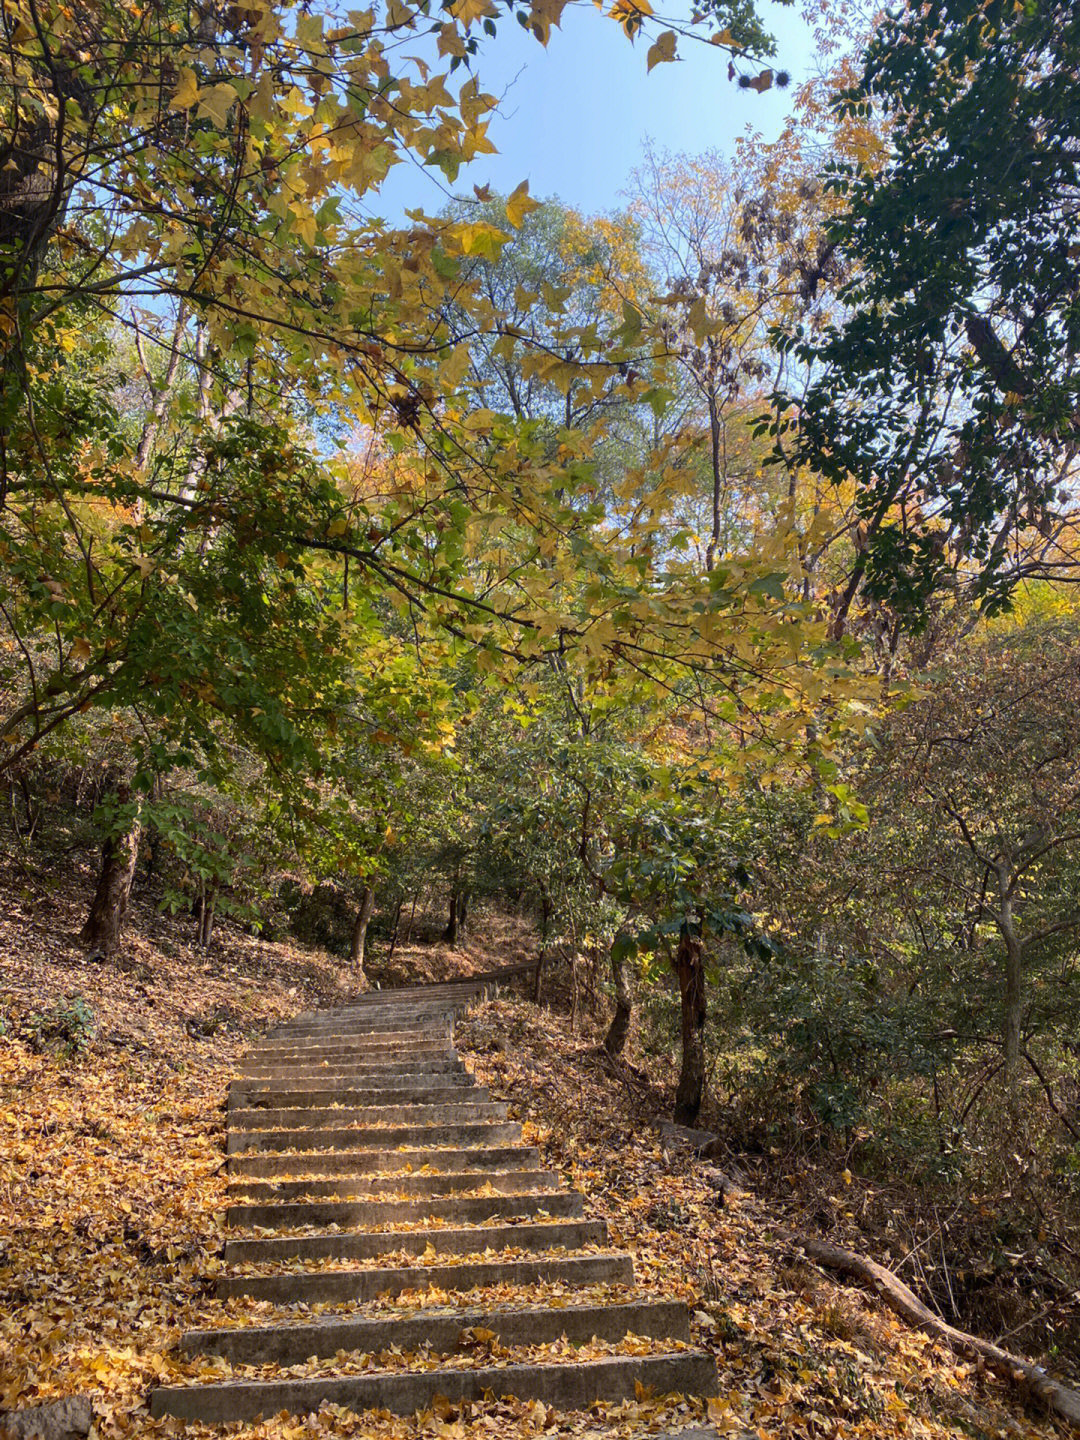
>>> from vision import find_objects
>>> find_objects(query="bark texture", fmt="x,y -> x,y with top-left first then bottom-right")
79,790 -> 142,954
350,885 -> 376,974
602,938 -> 633,1059
673,930 -> 706,1124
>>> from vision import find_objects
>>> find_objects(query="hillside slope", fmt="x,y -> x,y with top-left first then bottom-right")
457,999 -> 1070,1440
0,888 -> 1069,1440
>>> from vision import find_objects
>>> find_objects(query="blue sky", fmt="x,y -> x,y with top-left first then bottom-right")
374,0 -> 812,221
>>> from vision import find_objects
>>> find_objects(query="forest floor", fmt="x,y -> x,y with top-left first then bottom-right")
0,868 -> 1070,1439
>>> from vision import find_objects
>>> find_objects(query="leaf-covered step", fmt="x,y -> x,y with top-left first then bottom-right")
150,1349 -> 717,1424
245,1041 -> 454,1062
180,1298 -> 691,1365
227,1168 -> 561,1202
227,1189 -> 583,1229
227,1101 -> 507,1130
226,1120 -> 522,1154
235,1058 -> 467,1080
216,1250 -> 635,1303
228,1080 -> 481,1109
249,1026 -> 448,1046
228,1144 -> 542,1178
223,1216 -> 607,1265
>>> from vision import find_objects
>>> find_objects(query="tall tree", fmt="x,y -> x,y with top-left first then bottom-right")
784,0 -> 1080,623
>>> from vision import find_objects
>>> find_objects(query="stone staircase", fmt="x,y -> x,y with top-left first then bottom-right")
150,977 -> 717,1426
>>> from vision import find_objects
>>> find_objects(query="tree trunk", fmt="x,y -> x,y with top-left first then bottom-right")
403,890 -> 419,943
442,890 -> 459,946
80,789 -> 143,954
995,863 -> 1024,1126
350,884 -> 375,973
603,935 -> 634,1059
457,888 -> 470,932
705,393 -> 723,572
386,898 -> 403,961
673,929 -> 706,1124
196,887 -> 216,949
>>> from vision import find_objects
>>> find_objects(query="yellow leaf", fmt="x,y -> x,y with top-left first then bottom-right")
646,29 -> 677,70
169,67 -> 200,112
505,180 -> 539,230
70,638 -> 92,663
196,82 -> 238,128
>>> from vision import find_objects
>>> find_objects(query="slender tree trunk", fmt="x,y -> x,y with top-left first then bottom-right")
995,865 -> 1024,1126
705,394 -> 722,572
386,898 -> 403,961
196,887 -> 216,949
603,935 -> 634,1059
80,788 -> 143,954
442,890 -> 459,946
403,890 -> 419,943
457,888 -> 470,932
673,929 -> 707,1124
350,884 -> 375,973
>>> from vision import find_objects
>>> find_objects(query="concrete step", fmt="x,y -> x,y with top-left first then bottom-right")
227,1169 -> 561,1202
228,1144 -> 543,1178
226,1120 -> 522,1154
235,1059 -> 467,1080
226,1190 -> 584,1229
246,1041 -> 454,1061
151,1350 -> 717,1424
223,1217 -> 607,1265
273,1002 -> 477,1029
233,1068 -> 469,1087
181,1298 -> 690,1364
228,1082 -> 482,1109
227,1102 -> 508,1130
217,1249 -> 635,1303
270,1017 -> 455,1034
252,1029 -> 447,1048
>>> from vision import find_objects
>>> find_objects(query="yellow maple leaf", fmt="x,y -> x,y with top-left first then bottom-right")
169,67 -> 199,112
196,82 -> 238,128
505,180 -> 540,229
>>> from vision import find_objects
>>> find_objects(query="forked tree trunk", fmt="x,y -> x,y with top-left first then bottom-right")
195,886 -> 216,949
350,884 -> 376,974
80,789 -> 143,954
673,929 -> 707,1124
603,936 -> 634,1059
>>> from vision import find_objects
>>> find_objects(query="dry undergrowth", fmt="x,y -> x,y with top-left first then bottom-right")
456,999 -> 1071,1440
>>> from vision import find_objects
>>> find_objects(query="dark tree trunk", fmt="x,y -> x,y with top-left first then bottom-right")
603,936 -> 634,1059
80,789 -> 142,954
673,929 -> 706,1124
195,887 -> 216,949
350,884 -> 376,973
457,888 -> 470,931
386,898 -> 404,961
442,890 -> 459,946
